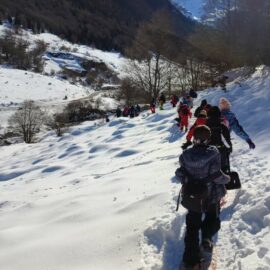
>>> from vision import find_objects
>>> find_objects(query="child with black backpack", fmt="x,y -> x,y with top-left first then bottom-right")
175,125 -> 230,269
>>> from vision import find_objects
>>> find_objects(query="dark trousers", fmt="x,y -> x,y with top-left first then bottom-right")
183,204 -> 220,266
218,147 -> 230,174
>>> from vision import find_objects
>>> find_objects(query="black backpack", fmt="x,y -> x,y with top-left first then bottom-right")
176,168 -> 212,213
181,179 -> 211,213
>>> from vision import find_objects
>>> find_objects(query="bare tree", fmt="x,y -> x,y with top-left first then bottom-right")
8,100 -> 46,143
126,10 -> 181,99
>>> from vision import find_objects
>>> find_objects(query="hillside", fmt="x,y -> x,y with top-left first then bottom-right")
0,66 -> 270,269
0,0 -> 193,52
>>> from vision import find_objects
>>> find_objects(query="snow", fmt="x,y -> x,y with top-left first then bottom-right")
0,66 -> 93,129
1,66 -> 270,270
0,23 -> 126,130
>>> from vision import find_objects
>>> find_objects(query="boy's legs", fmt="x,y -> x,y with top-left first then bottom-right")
201,203 -> 221,241
183,211 -> 202,266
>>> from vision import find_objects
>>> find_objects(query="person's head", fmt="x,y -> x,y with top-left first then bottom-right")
201,99 -> 207,107
198,110 -> 207,118
208,106 -> 221,118
204,104 -> 212,112
193,125 -> 211,145
219,97 -> 231,110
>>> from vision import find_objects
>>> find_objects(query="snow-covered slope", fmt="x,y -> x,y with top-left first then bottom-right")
0,66 -> 270,270
0,67 -> 92,129
0,68 -> 90,104
0,24 -> 126,76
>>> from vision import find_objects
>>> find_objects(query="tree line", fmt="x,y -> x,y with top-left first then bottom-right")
0,0 -> 191,53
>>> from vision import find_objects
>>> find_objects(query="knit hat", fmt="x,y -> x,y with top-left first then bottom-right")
219,97 -> 231,110
201,99 -> 207,107
198,110 -> 207,117
193,125 -> 211,144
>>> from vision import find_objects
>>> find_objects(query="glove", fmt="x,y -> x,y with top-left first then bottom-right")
246,138 -> 255,149
182,141 -> 192,150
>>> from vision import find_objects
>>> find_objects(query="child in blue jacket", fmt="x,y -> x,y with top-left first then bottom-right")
219,98 -> 255,149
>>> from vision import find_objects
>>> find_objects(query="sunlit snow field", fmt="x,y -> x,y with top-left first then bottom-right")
0,66 -> 270,269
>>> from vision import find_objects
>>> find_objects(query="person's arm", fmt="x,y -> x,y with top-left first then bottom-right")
231,115 -> 255,148
230,114 -> 250,141
175,155 -> 187,184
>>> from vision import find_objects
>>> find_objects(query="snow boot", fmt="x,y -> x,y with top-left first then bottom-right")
201,238 -> 214,253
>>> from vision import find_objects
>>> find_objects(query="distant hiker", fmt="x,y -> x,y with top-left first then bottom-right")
179,104 -> 192,132
135,104 -> 141,116
105,114 -> 110,123
219,98 -> 255,149
175,125 -> 230,269
182,96 -> 189,106
171,95 -> 179,108
194,99 -> 208,118
116,107 -> 122,118
129,105 -> 136,118
189,88 -> 198,99
159,93 -> 166,110
122,106 -> 129,117
206,106 -> 232,174
150,98 -> 156,114
182,110 -> 208,150
186,96 -> 193,109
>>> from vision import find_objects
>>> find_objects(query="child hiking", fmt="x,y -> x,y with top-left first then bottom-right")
219,98 -> 255,149
206,106 -> 232,174
178,104 -> 192,132
182,110 -> 208,150
176,125 -> 230,269
159,93 -> 166,110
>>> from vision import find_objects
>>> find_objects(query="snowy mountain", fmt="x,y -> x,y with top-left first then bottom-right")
0,24 -> 126,132
171,0 -> 205,19
0,0 -> 192,52
0,66 -> 270,269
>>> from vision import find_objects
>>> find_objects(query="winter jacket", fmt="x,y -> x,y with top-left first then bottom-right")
116,108 -> 122,118
159,94 -> 166,103
221,109 -> 250,141
176,145 -> 229,204
129,106 -> 135,118
189,89 -> 198,99
171,95 -> 179,106
122,107 -> 129,117
206,117 -> 232,148
179,105 -> 192,127
186,117 -> 207,141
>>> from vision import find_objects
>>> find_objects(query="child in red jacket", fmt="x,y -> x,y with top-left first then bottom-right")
171,95 -> 179,108
179,104 -> 192,132
182,110 -> 207,149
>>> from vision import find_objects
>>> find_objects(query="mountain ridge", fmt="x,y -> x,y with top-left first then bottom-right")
0,0 -> 193,52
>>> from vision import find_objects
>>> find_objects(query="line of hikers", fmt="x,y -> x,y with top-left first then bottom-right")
150,89 -> 197,114
115,104 -> 141,118
175,97 -> 255,269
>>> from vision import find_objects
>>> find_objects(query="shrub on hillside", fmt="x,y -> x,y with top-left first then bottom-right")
8,100 -> 46,143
